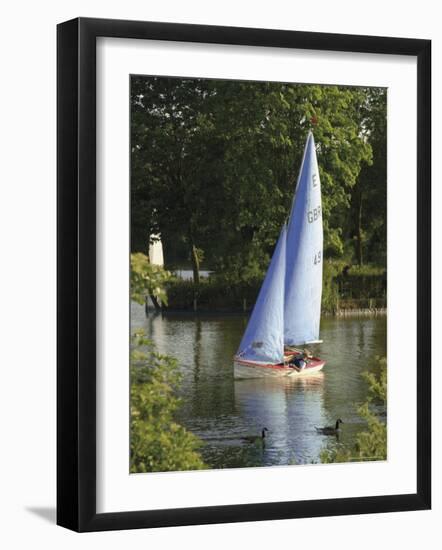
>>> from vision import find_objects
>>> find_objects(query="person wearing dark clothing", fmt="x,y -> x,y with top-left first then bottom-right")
289,353 -> 307,370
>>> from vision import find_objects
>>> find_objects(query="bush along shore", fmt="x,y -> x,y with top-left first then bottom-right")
147,263 -> 386,316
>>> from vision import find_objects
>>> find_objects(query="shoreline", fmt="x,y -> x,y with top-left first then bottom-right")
144,304 -> 387,317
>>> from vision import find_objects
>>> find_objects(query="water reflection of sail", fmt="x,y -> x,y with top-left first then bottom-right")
234,376 -> 326,465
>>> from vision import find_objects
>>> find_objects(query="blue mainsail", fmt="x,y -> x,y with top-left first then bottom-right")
284,132 -> 323,345
237,225 -> 287,363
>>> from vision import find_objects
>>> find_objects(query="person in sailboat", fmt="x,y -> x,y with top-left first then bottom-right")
292,348 -> 315,370
289,351 -> 308,371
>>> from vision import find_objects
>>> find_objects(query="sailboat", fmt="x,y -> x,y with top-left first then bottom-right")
234,132 -> 326,379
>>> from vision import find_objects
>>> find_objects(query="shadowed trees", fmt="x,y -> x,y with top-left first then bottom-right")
131,77 -> 386,280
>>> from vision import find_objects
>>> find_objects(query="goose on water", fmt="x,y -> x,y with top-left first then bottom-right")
241,427 -> 268,444
315,419 -> 343,435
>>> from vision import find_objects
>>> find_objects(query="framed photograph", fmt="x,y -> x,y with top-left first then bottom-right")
57,17 -> 431,532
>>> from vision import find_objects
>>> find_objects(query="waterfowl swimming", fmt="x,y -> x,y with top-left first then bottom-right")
241,427 -> 268,444
315,419 -> 343,435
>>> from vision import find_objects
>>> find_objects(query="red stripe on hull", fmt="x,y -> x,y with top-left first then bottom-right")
234,357 -> 325,371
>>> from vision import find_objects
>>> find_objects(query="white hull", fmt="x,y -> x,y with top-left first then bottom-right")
233,358 -> 325,379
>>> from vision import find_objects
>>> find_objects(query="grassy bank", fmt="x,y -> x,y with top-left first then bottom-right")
160,263 -> 387,314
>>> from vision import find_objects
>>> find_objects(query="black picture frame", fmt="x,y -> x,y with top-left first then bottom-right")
57,17 -> 431,532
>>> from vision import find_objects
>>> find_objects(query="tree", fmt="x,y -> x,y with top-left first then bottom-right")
131,77 -> 222,282
130,255 -> 206,472
131,77 -> 374,280
131,252 -> 171,307
130,332 -> 207,473
348,88 -> 387,266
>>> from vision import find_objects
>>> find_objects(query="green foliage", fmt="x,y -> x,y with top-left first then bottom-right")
321,357 -> 387,463
348,88 -> 387,266
336,270 -> 386,301
165,276 -> 261,311
130,252 -> 171,305
344,264 -> 386,277
363,357 -> 387,403
321,260 -> 343,313
164,264 -> 385,313
130,77 -> 382,279
130,331 -> 207,473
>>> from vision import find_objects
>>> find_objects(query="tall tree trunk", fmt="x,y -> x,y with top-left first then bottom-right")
356,190 -> 363,266
191,244 -> 200,284
149,293 -> 162,311
188,229 -> 200,284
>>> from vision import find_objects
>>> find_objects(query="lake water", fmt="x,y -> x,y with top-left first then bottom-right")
132,302 -> 387,468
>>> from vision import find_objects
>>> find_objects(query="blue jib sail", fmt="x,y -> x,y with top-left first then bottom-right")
237,226 -> 287,363
284,132 -> 323,346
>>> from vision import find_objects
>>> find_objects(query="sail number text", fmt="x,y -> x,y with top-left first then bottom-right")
314,251 -> 322,265
307,205 -> 321,223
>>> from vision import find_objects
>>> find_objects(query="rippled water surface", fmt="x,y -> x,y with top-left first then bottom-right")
132,303 -> 387,468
